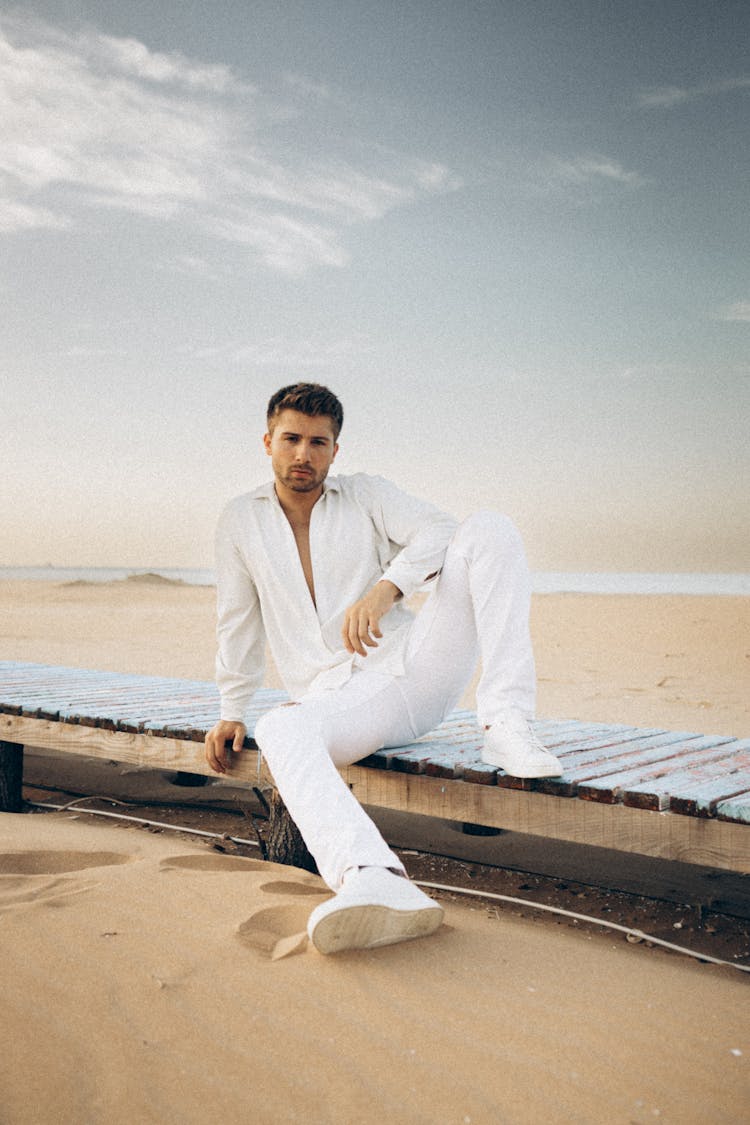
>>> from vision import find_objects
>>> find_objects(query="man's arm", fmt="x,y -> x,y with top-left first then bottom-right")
206,502 -> 265,774
372,476 -> 457,598
341,476 -> 457,656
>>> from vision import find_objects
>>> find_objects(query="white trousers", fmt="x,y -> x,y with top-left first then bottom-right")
254,512 -> 536,889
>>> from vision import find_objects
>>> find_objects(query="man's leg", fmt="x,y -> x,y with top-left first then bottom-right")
255,671 -> 422,889
395,511 -> 562,776
254,672 -> 443,953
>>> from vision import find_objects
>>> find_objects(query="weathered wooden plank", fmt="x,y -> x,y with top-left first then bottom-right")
461,761 -> 503,785
575,737 -> 739,806
672,777 -> 750,818
537,722 -> 647,750
436,722 -> 667,790
0,714 -> 260,779
716,792 -> 750,825
0,665 -> 203,695
388,732 -> 481,776
0,661 -> 287,745
526,731 -> 705,798
623,740 -> 750,813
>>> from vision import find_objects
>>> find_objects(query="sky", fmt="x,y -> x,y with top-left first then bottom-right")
2,0 -> 748,571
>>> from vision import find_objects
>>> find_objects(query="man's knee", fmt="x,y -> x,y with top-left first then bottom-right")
254,703 -> 303,750
455,510 -> 524,554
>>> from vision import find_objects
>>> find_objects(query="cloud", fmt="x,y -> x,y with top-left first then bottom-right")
637,85 -> 691,109
615,362 -> 693,382
0,195 -> 70,231
209,210 -> 348,273
186,333 -> 366,368
638,76 -> 750,108
282,72 -> 335,102
714,300 -> 750,323
0,14 -> 461,272
95,33 -> 252,93
549,155 -> 645,188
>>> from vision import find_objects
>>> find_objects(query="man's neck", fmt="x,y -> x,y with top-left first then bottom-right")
274,480 -> 324,523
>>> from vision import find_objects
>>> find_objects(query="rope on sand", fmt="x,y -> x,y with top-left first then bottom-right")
415,880 -> 750,974
28,799 -> 750,975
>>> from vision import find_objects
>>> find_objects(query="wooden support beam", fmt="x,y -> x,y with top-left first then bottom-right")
0,740 -> 23,812
266,791 -> 317,873
341,765 -> 750,875
0,714 -> 262,784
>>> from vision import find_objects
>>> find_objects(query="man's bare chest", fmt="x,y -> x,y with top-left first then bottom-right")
286,520 -> 316,605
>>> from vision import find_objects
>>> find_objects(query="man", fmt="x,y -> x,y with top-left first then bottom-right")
205,383 -> 561,955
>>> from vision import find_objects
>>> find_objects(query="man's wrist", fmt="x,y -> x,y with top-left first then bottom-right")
378,579 -> 403,602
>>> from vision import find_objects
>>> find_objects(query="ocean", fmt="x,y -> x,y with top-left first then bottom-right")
1,567 -> 748,595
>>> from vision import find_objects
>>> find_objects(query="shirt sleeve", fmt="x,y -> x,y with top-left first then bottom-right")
214,501 -> 266,722
366,476 -> 458,599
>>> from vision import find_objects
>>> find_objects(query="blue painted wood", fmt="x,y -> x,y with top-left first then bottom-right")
0,662 -> 289,744
666,744 -> 750,816
716,792 -> 750,825
531,731 -> 706,798
622,740 -> 750,812
672,775 -> 750,817
575,737 -> 739,805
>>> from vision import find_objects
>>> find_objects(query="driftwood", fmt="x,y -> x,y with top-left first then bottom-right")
0,741 -> 23,812
266,789 -> 318,873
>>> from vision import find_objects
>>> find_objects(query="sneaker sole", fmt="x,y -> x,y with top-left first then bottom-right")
309,901 -> 444,955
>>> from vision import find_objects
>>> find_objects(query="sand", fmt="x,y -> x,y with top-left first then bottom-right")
1,579 -> 749,1122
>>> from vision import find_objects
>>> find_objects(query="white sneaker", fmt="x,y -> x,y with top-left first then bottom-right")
307,867 -> 444,954
482,711 -> 563,778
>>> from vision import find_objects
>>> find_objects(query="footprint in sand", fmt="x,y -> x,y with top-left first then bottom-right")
159,854 -> 267,873
0,850 -> 132,875
160,856 -> 328,958
0,874 -> 98,910
259,879 -> 328,897
237,904 -> 318,961
0,851 -> 133,912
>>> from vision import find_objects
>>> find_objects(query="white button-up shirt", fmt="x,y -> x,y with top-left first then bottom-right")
215,473 -> 458,720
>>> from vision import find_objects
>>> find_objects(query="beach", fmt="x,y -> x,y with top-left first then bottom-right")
1,578 -> 749,1123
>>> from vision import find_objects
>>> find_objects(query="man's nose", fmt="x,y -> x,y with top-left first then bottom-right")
294,442 -> 310,460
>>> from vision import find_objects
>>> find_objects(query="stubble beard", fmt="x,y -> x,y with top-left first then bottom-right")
283,468 -> 326,493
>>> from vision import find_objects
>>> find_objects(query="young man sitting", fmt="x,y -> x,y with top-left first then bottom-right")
205,383 -> 560,954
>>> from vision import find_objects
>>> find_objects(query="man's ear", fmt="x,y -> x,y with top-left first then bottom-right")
332,442 -> 339,461
263,432 -> 272,455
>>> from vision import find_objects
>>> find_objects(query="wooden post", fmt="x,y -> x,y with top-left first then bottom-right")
266,790 -> 318,874
0,741 -> 24,812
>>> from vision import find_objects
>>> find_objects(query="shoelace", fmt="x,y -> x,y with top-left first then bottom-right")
491,712 -> 549,753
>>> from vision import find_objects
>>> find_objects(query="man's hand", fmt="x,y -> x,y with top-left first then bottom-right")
342,580 -> 401,657
205,720 -> 247,775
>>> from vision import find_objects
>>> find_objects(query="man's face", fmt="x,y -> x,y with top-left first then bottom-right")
264,409 -> 339,496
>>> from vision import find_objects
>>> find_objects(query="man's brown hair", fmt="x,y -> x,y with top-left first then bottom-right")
266,383 -> 344,439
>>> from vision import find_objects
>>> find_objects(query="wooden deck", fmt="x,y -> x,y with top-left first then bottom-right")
2,661 -> 749,873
